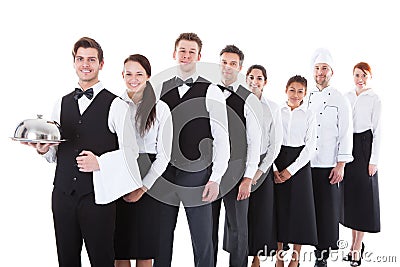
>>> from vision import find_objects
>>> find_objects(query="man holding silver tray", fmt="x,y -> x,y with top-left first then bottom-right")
18,37 -> 141,267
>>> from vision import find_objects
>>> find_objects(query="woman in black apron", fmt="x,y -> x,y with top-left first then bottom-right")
246,65 -> 283,267
114,54 -> 172,267
341,62 -> 381,267
274,75 -> 318,267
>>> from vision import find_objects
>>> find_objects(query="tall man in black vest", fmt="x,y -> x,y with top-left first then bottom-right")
154,33 -> 230,267
25,37 -> 141,267
212,45 -> 262,267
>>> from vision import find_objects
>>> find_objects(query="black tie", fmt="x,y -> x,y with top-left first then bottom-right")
74,88 -> 94,100
175,77 -> 193,87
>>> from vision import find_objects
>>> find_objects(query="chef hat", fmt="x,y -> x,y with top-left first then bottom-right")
312,47 -> 335,71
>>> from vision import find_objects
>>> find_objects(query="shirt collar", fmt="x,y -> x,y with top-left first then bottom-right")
281,101 -> 307,112
354,87 -> 376,96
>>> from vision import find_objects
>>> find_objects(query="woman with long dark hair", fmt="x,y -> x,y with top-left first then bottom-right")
245,64 -> 283,267
341,62 -> 381,267
114,54 -> 172,267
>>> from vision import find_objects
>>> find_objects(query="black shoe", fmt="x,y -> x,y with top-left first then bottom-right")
350,243 -> 364,266
350,258 -> 361,266
343,252 -> 352,261
314,259 -> 327,267
314,250 -> 328,267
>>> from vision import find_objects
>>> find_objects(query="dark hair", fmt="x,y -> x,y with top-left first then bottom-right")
174,32 -> 203,53
246,64 -> 267,80
353,62 -> 372,76
124,54 -> 156,137
286,75 -> 307,91
72,37 -> 103,62
219,45 -> 244,66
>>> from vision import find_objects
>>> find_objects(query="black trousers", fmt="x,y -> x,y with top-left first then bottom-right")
212,159 -> 248,267
52,188 -> 116,267
311,168 -> 340,251
153,166 -> 214,267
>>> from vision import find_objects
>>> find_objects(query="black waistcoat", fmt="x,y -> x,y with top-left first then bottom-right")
161,78 -> 213,171
219,84 -> 251,161
54,89 -> 119,196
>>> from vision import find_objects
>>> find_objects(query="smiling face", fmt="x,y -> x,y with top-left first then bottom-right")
246,68 -> 267,99
73,47 -> 104,89
286,81 -> 306,109
220,52 -> 242,86
353,67 -> 371,90
314,63 -> 333,90
173,39 -> 201,75
123,60 -> 149,100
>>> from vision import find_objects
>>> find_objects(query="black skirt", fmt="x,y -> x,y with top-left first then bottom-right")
248,156 -> 277,256
341,130 -> 381,233
114,153 -> 161,260
274,146 -> 317,245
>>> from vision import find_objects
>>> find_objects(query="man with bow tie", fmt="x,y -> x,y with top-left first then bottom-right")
25,37 -> 141,267
154,32 -> 230,267
212,45 -> 262,267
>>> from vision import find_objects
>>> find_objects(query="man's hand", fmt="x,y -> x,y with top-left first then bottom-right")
76,150 -> 99,172
21,142 -> 57,154
329,162 -> 345,184
237,177 -> 252,201
202,181 -> 219,202
123,186 -> 148,203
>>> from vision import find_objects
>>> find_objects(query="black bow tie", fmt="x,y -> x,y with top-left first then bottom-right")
175,77 -> 193,87
220,85 -> 234,92
74,88 -> 94,100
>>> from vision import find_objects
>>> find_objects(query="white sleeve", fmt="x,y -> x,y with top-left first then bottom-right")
142,101 -> 173,189
93,98 -> 142,204
286,111 -> 317,175
259,106 -> 283,173
243,93 -> 263,179
205,84 -> 230,184
42,98 -> 62,163
337,95 -> 354,163
369,95 -> 381,165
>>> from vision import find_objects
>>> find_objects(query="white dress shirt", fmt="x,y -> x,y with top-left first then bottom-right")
345,88 -> 381,164
258,96 -> 283,173
44,82 -> 142,204
305,85 -> 353,167
176,74 -> 230,184
121,91 -> 173,189
222,80 -> 263,179
280,102 -> 317,175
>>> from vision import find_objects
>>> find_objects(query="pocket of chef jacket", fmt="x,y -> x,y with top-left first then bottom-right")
322,105 -> 339,137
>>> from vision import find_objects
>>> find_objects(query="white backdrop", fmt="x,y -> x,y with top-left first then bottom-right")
1,0 -> 399,266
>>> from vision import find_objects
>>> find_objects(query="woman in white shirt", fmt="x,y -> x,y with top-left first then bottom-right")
274,75 -> 318,267
114,54 -> 172,267
245,64 -> 283,267
341,62 -> 381,267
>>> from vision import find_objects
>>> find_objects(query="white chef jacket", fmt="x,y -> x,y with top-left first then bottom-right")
176,74 -> 230,184
43,82 -> 142,204
121,91 -> 173,189
305,85 -> 353,167
258,96 -> 283,173
344,88 -> 381,164
222,80 -> 263,179
280,102 -> 317,175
